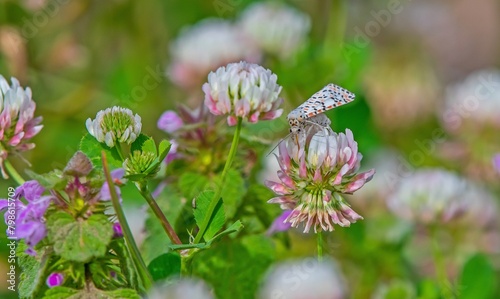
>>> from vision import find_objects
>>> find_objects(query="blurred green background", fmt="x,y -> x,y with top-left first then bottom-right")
1,0 -> 499,298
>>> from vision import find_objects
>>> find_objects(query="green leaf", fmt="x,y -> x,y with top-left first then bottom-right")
192,235 -> 275,299
193,191 -> 225,242
213,169 -> 245,220
25,169 -> 66,190
178,172 -> 209,199
158,139 -> 171,162
458,253 -> 495,299
131,134 -> 156,155
147,252 -> 181,282
109,238 -> 140,291
47,212 -> 114,263
79,133 -> 122,168
18,243 -> 53,299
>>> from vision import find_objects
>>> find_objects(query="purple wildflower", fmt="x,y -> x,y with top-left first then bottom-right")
0,180 -> 53,255
100,168 -> 126,202
113,222 -> 123,238
266,210 -> 293,235
158,111 -> 184,134
46,272 -> 64,288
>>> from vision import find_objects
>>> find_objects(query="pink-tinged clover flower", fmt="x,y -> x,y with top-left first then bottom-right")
86,106 -> 141,148
168,19 -> 261,89
239,2 -> 311,60
46,272 -> 64,288
266,129 -> 375,233
0,180 -> 54,255
203,61 -> 283,126
0,75 -> 43,178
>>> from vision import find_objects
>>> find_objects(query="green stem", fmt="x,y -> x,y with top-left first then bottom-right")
114,143 -> 126,161
4,160 -> 25,185
431,226 -> 454,299
194,117 -> 243,244
102,152 -> 152,292
317,231 -> 324,261
137,182 -> 182,245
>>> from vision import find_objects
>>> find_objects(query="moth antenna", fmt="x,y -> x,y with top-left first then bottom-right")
266,132 -> 292,157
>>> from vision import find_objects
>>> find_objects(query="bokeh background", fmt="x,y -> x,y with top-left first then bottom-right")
1,0 -> 499,298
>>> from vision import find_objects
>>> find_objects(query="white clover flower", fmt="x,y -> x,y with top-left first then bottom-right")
168,19 -> 261,89
203,61 -> 283,126
442,69 -> 500,133
86,106 -> 141,148
387,169 -> 497,225
239,3 -> 311,60
259,258 -> 346,299
0,75 -> 43,177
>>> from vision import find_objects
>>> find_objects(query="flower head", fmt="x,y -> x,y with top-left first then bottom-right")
266,129 -> 374,233
169,19 -> 261,89
259,258 -> 346,299
239,3 -> 311,60
387,169 -> 495,225
0,180 -> 53,255
0,75 -> 43,177
46,272 -> 64,288
86,106 -> 141,148
203,61 -> 283,126
123,150 -> 157,177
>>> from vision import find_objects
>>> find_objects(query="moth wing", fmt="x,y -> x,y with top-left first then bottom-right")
293,84 -> 356,120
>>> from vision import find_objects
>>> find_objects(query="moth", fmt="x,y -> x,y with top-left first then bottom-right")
287,83 -> 355,135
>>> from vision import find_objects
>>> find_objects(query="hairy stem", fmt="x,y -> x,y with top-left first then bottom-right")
137,181 -> 182,245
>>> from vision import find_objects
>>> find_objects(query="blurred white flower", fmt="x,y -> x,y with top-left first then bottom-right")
442,69 -> 500,134
259,258 -> 346,299
149,279 -> 214,299
387,168 -> 497,226
239,3 -> 310,60
168,19 -> 261,89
